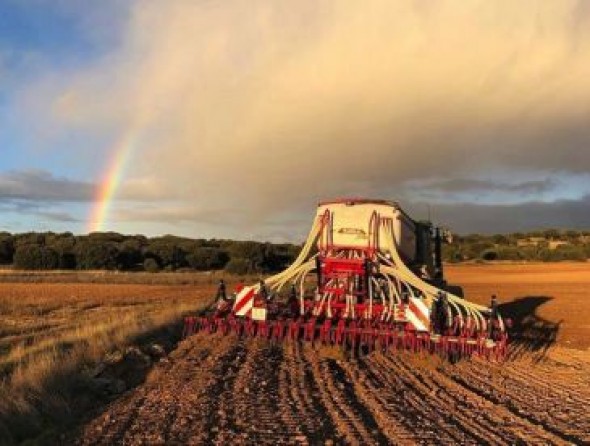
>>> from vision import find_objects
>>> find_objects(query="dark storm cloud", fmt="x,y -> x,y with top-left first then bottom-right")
114,195 -> 589,241
408,195 -> 590,234
0,169 -> 170,204
0,169 -> 94,202
413,178 -> 556,195
0,200 -> 79,228
34,211 -> 80,223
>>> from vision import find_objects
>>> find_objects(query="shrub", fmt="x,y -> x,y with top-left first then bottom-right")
495,246 -> 523,261
442,245 -> 463,263
480,249 -> 498,261
561,246 -> 586,261
143,258 -> 160,273
224,258 -> 250,275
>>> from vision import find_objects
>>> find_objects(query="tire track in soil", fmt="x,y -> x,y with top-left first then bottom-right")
166,337 -> 249,445
361,353 -> 464,445
173,341 -> 250,445
77,333 -> 242,445
381,354 -> 564,445
278,342 -> 338,443
449,358 -> 589,444
78,392 -> 149,446
534,349 -> 590,400
338,357 -> 427,445
503,359 -> 590,405
303,345 -> 390,445
208,339 -> 339,445
469,357 -> 589,443
207,338 -> 293,445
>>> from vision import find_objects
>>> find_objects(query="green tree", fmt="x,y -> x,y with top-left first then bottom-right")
186,247 -> 229,270
14,232 -> 45,247
143,257 -> 160,273
88,231 -> 126,243
13,245 -> 59,269
0,235 -> 14,264
75,242 -> 119,270
145,240 -> 186,270
227,242 -> 265,272
224,258 -> 251,275
47,233 -> 77,269
117,240 -> 144,270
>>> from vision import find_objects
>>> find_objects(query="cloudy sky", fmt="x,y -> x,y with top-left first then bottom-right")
1,0 -> 589,240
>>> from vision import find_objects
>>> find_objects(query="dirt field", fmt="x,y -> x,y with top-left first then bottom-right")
447,262 -> 590,350
72,263 -> 590,445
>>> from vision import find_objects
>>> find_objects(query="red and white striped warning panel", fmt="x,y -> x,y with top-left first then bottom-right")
233,286 -> 255,317
406,297 -> 430,331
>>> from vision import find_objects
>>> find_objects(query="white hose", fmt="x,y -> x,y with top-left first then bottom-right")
265,217 -> 322,287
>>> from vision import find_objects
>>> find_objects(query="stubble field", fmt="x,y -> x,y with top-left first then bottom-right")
0,278 -> 216,444
1,264 -> 589,445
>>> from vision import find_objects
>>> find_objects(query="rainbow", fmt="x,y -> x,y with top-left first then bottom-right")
87,129 -> 139,233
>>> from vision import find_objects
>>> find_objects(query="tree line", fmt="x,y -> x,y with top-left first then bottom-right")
0,228 -> 588,273
442,229 -> 590,263
0,231 -> 300,274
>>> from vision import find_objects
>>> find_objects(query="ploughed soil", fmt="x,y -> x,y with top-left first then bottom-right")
446,262 -> 590,350
76,263 -> 590,445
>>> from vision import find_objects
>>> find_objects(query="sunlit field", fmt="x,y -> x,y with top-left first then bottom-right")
1,263 -> 589,444
0,277 -> 216,443
447,262 -> 590,349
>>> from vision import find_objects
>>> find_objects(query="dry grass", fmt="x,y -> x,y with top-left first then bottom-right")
0,269 -> 260,285
0,279 -> 216,444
